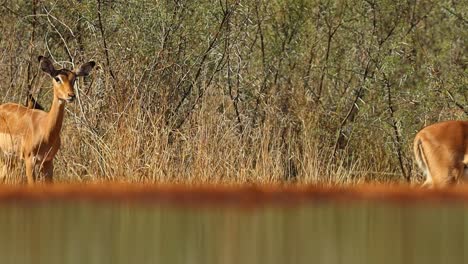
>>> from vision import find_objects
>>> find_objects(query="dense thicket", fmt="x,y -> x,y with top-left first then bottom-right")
0,0 -> 466,183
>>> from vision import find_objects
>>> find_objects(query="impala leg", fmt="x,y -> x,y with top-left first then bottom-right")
25,157 -> 36,185
40,161 -> 54,184
453,162 -> 467,184
431,164 -> 457,187
0,156 -> 20,183
463,163 -> 468,181
421,178 -> 433,188
0,160 -> 7,182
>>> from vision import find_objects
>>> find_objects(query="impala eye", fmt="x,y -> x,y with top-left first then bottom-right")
54,77 -> 61,83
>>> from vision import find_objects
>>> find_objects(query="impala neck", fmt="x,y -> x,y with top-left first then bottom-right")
45,92 -> 66,141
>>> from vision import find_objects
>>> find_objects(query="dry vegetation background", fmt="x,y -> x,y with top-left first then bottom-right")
0,0 -> 466,184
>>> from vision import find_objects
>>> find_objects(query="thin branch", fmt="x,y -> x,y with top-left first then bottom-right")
43,6 -> 73,63
383,72 -> 409,182
442,6 -> 468,25
97,0 -> 115,80
332,60 -> 372,159
445,89 -> 468,116
317,19 -> 342,101
169,3 -> 234,127
25,0 -> 38,103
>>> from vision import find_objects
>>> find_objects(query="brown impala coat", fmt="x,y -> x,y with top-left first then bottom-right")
414,120 -> 468,187
0,56 -> 95,184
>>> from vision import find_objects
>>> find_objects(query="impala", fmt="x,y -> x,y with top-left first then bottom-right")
0,56 -> 95,184
413,120 -> 468,187
25,94 -> 44,111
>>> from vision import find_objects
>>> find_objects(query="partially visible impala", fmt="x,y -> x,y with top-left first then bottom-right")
414,120 -> 468,187
0,56 -> 95,184
25,94 -> 44,111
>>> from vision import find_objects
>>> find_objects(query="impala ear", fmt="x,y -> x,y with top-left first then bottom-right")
38,56 -> 58,77
75,61 -> 96,77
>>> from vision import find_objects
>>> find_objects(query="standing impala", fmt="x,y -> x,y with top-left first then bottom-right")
414,120 -> 468,187
0,56 -> 95,184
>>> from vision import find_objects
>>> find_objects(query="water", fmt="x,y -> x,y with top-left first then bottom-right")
0,200 -> 466,264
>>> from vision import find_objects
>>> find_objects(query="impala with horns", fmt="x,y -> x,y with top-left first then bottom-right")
414,120 -> 468,188
0,56 -> 95,184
